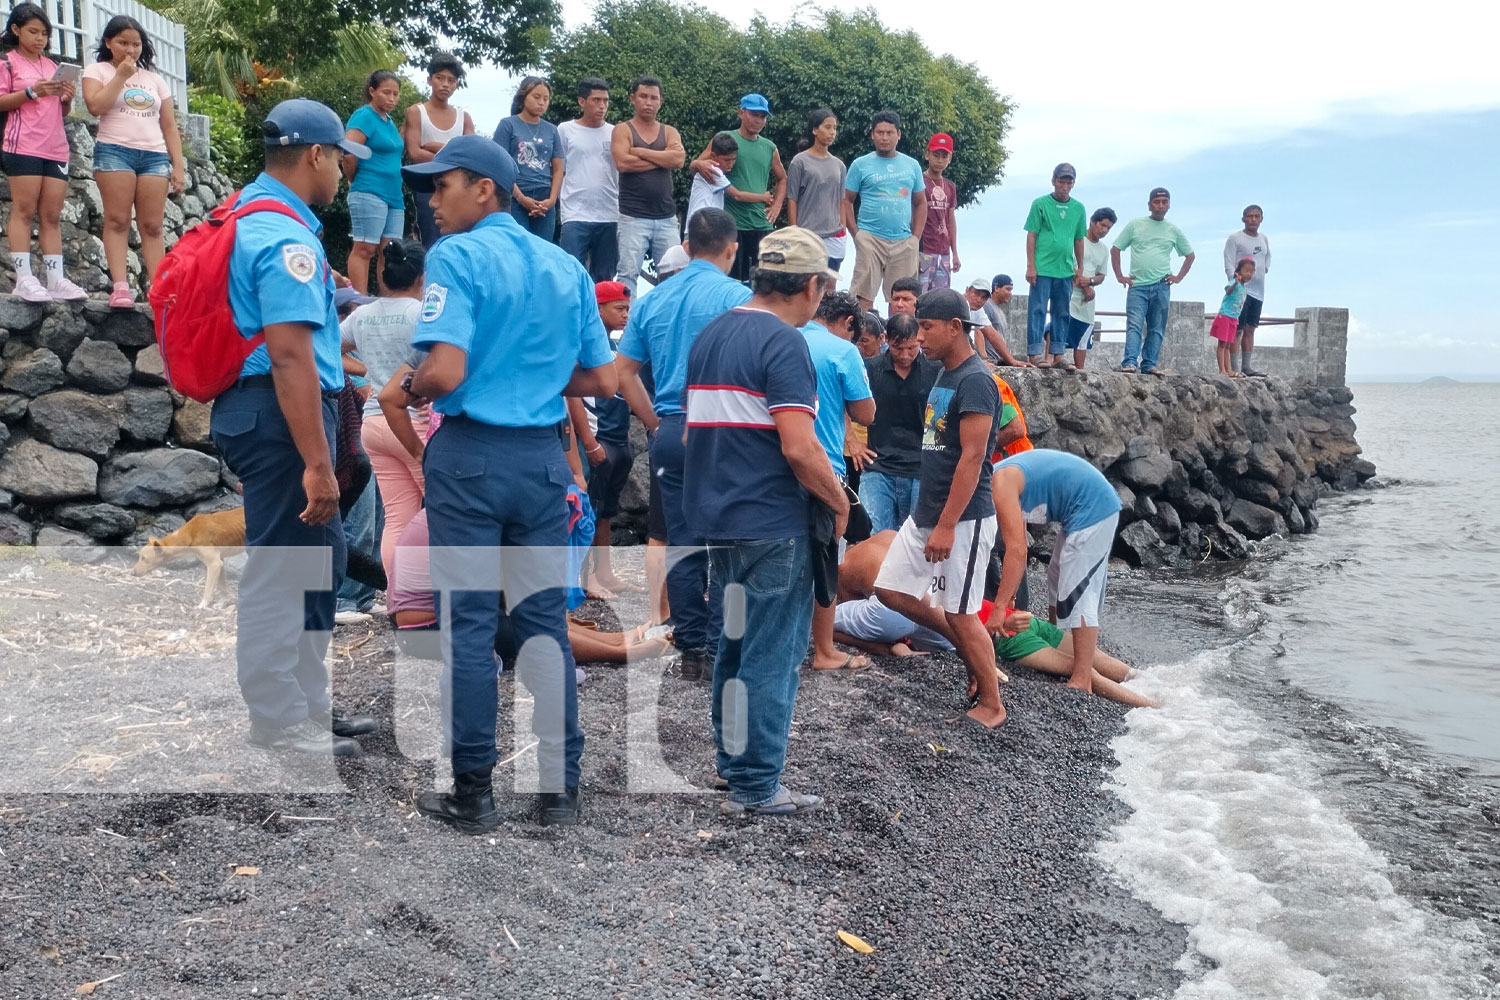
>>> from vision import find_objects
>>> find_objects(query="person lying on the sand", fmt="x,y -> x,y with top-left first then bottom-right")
979,603 -> 1155,709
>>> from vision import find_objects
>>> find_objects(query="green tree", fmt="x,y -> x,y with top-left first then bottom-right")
349,0 -> 561,71
543,1 -> 1011,209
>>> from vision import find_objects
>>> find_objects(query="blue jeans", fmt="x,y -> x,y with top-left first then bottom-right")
1123,280 -> 1171,371
559,220 -> 619,283
336,477 -> 383,613
423,418 -> 583,788
616,215 -> 680,291
209,385 -> 345,728
859,471 -> 921,534
709,536 -> 815,805
651,414 -> 722,652
1027,275 -> 1073,356
509,200 -> 557,241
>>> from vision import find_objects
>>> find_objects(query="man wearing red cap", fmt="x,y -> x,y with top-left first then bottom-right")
918,133 -> 960,292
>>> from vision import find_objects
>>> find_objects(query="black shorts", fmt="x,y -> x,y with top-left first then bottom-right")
585,440 -> 633,518
2,152 -> 68,180
647,462 -> 668,542
730,229 -> 766,281
1238,295 -> 1263,331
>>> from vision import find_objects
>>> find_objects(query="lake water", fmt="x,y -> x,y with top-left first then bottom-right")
1100,382 -> 1500,999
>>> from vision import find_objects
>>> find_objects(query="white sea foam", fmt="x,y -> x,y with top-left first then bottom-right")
1098,648 -> 1496,1000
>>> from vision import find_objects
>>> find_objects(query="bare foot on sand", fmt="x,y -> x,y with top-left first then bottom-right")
967,700 -> 1007,727
813,652 -> 870,671
1066,676 -> 1094,694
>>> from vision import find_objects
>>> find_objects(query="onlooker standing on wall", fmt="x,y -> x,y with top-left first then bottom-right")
1224,204 -> 1271,376
843,110 -> 927,312
403,53 -> 474,247
493,76 -> 563,240
556,77 -> 619,281
785,108 -> 848,270
83,15 -> 184,307
0,4 -> 84,303
918,133 -> 959,292
1061,207 -> 1116,370
342,70 -> 405,295
1023,162 -> 1086,366
691,93 -> 785,280
612,75 -> 685,291
1112,187 -> 1195,375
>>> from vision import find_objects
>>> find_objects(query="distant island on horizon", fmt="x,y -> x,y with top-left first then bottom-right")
1422,376 -> 1461,384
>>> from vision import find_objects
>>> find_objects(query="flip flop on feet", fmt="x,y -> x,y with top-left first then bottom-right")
813,652 -> 870,671
1117,364 -> 1138,373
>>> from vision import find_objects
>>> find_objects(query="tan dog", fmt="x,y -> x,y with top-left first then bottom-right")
132,508 -> 246,607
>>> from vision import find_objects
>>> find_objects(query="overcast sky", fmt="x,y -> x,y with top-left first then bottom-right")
444,0 -> 1500,381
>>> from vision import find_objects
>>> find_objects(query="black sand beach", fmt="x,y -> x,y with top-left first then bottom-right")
0,551 -> 1194,998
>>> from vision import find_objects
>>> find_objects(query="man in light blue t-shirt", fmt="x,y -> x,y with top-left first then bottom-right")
799,290 -> 874,674
842,110 -> 927,312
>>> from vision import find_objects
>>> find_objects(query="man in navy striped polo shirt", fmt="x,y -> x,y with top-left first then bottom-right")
683,226 -> 850,818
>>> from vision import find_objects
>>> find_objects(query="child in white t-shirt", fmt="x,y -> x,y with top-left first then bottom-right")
686,131 -> 762,226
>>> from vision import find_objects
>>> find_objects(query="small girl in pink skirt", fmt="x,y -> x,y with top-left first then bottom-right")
1211,257 -> 1255,376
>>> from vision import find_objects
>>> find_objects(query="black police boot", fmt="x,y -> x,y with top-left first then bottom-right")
247,718 -> 361,756
537,787 -> 581,826
416,767 -> 502,834
678,648 -> 714,683
311,708 -> 378,738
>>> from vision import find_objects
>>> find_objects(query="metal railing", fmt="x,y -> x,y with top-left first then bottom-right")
1090,310 -> 1300,335
33,0 -> 188,111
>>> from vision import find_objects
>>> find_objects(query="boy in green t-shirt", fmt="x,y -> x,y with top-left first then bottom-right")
1023,163 -> 1087,365
982,604 -> 1156,708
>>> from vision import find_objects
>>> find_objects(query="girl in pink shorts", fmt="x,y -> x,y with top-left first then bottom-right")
1211,257 -> 1255,377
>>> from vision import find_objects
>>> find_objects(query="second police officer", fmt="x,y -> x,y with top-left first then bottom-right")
398,135 -> 618,832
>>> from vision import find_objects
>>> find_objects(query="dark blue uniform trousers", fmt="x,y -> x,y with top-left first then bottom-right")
209,383 -> 346,728
424,418 -> 584,789
650,413 -> 723,654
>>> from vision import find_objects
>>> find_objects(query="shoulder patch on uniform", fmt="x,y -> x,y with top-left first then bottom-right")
281,243 -> 317,283
421,284 -> 448,323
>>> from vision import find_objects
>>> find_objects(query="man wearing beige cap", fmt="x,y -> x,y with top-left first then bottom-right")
684,226 -> 849,817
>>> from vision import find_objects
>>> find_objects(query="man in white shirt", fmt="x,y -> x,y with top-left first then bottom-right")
1223,204 -> 1271,376
557,77 -> 620,282
1059,207 -> 1115,370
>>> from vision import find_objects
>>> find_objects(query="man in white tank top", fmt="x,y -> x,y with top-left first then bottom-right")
402,53 -> 475,246
557,77 -> 620,282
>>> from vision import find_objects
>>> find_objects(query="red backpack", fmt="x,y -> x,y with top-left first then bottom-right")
149,193 -> 312,402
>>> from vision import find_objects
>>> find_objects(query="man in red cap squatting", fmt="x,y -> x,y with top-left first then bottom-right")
567,280 -> 638,597
918,133 -> 960,292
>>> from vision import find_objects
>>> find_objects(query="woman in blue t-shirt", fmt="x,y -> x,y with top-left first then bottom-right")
491,75 -> 562,240
343,69 -> 405,293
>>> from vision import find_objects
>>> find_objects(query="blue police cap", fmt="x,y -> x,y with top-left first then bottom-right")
262,98 -> 370,159
402,134 -> 518,194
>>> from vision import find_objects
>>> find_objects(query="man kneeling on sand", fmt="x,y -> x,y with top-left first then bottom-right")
836,531 -> 1152,707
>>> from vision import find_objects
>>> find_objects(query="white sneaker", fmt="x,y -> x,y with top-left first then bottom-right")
47,276 -> 88,301
12,275 -> 51,302
366,601 -> 387,616
334,610 -> 372,625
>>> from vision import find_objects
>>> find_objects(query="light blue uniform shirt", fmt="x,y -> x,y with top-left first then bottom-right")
411,211 -> 614,427
230,173 -> 344,391
845,151 -> 924,241
800,320 -> 872,476
997,449 -> 1121,533
616,258 -> 752,417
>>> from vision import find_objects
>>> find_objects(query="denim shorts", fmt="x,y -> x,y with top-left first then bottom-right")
93,141 -> 171,177
348,190 -> 405,243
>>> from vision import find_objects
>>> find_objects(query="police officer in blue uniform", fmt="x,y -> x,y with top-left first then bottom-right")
400,135 -> 618,831
209,99 -> 379,756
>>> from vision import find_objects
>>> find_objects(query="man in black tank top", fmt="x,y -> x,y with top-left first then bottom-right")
610,75 -> 686,291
